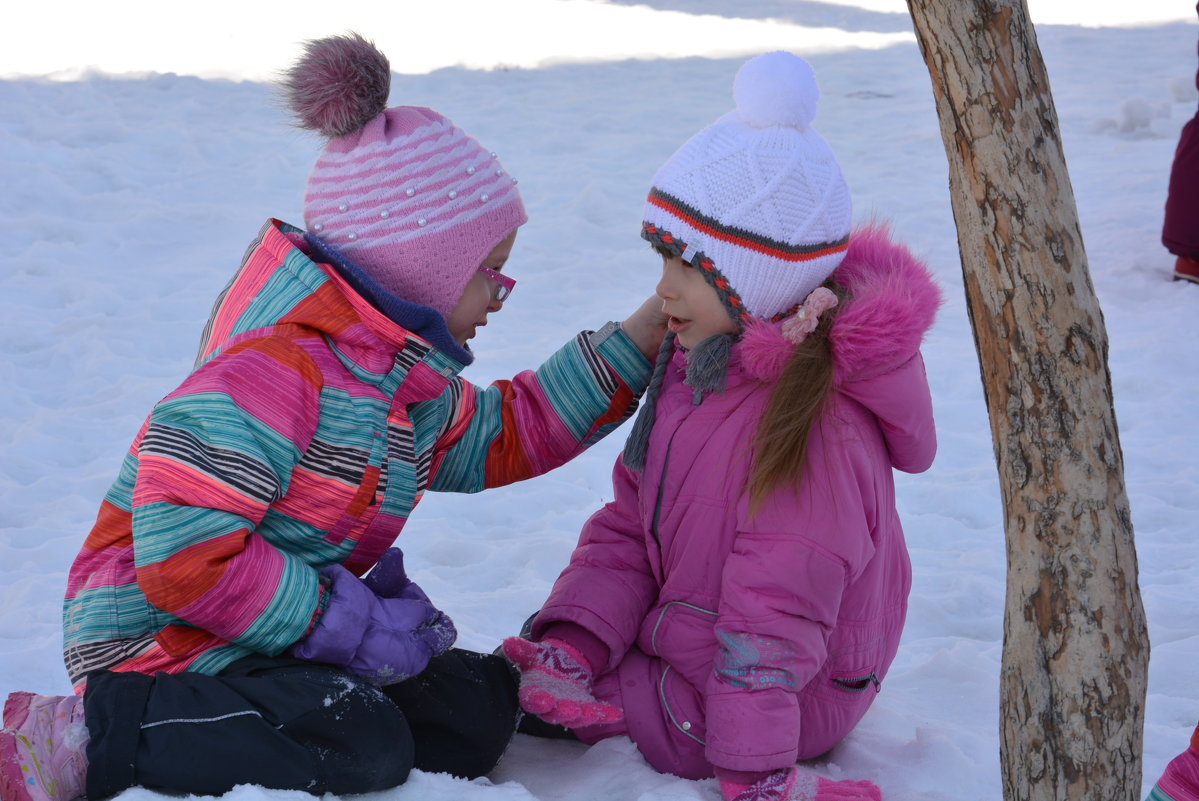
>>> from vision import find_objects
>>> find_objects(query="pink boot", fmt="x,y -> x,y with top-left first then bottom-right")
3,693 -> 36,729
1147,724 -> 1199,801
719,766 -> 882,801
0,693 -> 89,801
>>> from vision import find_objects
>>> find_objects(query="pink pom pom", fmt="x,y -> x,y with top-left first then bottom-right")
283,32 -> 391,138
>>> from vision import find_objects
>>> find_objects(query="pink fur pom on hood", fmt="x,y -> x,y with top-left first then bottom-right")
741,223 -> 942,384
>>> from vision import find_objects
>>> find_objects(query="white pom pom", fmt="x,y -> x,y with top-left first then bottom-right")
733,51 -> 820,129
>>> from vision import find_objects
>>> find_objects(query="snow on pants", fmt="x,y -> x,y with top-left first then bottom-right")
81,648 -> 520,799
1163,6 -> 1199,258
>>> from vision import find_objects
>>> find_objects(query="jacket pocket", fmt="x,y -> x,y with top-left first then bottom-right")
324,464 -> 382,545
323,430 -> 386,546
659,664 -> 706,745
641,600 -> 720,697
648,600 -> 717,658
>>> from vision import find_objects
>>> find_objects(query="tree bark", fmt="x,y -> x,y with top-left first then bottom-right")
903,2 -> 1149,799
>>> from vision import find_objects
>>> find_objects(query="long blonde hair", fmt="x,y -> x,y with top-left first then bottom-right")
748,280 -> 846,512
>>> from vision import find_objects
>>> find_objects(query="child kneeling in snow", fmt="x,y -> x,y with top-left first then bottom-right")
503,52 -> 940,801
0,33 -> 666,801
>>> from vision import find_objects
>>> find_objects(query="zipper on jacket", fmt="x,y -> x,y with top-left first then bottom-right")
650,386 -> 701,545
832,672 -> 882,693
651,410 -> 689,546
651,438 -> 673,546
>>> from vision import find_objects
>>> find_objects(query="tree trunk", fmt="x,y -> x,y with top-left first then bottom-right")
903,2 -> 1149,799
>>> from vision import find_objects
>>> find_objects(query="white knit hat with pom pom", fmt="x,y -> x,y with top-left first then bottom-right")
284,33 -> 526,318
641,51 -> 851,322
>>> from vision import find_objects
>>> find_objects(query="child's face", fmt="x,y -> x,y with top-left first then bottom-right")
655,254 -> 740,350
447,230 -> 518,346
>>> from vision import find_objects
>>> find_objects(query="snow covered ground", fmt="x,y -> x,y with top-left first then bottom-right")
2,2 -> 1197,799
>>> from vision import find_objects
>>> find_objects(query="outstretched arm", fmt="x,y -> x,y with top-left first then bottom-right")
427,319 -> 654,493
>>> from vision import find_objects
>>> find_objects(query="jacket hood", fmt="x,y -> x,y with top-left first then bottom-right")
195,219 -> 470,376
735,222 -> 939,474
739,223 -> 942,385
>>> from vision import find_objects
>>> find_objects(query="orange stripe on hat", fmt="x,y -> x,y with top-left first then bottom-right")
647,189 -> 849,263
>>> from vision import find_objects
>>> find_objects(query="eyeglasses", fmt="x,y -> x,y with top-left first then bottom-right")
478,266 -> 516,302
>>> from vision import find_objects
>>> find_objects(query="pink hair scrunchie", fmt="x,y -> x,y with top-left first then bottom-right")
780,286 -> 839,345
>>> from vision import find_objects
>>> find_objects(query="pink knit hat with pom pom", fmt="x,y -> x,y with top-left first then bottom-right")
284,33 -> 527,318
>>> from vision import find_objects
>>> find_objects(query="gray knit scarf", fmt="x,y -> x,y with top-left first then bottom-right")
621,331 -> 736,470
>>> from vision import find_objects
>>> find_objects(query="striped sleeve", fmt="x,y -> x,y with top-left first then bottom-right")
428,326 -> 651,493
130,336 -> 325,656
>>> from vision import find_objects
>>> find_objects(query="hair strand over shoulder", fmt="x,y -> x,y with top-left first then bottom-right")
748,280 -> 846,512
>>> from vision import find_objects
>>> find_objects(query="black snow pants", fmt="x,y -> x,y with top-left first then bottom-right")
81,648 -> 520,799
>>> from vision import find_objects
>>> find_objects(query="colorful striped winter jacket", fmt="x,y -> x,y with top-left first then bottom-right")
62,219 -> 650,691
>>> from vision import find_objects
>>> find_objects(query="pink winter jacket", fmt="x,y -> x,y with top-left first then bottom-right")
531,225 -> 941,779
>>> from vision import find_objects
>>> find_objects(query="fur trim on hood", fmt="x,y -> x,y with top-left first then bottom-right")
741,223 -> 942,384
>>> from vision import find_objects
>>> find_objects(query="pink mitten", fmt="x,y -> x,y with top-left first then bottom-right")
501,636 -> 623,728
720,766 -> 882,801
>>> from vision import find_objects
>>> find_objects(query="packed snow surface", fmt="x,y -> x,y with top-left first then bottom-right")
2,2 -> 1197,799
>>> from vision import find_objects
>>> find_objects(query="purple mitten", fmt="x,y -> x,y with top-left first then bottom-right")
365,549 -> 456,658
501,637 -> 623,728
363,548 -> 431,603
292,564 -> 456,684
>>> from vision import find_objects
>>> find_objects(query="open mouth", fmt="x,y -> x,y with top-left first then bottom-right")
666,315 -> 690,333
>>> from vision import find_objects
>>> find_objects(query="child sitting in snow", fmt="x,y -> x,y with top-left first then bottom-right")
502,51 -> 940,801
0,33 -> 665,801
